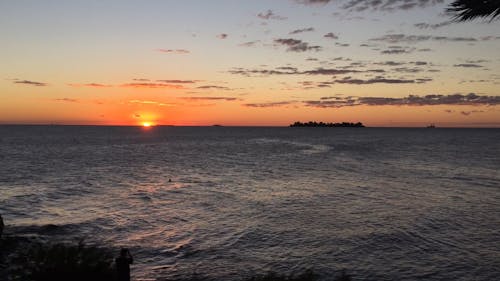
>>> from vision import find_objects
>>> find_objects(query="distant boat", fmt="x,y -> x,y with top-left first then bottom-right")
427,124 -> 436,128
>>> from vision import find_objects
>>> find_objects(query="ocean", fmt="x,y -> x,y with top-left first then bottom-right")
0,126 -> 499,280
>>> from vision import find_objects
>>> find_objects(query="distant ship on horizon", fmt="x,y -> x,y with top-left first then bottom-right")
427,124 -> 436,128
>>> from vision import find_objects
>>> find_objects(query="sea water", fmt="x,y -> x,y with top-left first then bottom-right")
0,126 -> 499,280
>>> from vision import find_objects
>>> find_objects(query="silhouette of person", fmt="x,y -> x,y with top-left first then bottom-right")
116,248 -> 133,281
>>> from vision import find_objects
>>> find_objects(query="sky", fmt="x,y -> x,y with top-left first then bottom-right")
1,0 -> 499,127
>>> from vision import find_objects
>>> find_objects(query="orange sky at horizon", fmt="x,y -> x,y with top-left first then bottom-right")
1,1 -> 499,127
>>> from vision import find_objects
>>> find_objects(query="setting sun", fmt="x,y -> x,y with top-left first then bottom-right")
142,122 -> 153,127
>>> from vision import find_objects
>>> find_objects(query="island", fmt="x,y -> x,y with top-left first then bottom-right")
290,121 -> 365,128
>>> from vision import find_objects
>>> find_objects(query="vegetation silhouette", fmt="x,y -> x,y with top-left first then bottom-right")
0,230 -> 114,281
290,121 -> 364,128
1,235 -> 354,281
448,0 -> 500,21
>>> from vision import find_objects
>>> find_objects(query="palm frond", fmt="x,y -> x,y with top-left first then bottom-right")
447,0 -> 500,21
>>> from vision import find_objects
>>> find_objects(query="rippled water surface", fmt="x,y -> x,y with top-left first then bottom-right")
1,126 -> 499,280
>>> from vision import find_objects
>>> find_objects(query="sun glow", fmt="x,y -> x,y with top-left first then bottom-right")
142,122 -> 153,127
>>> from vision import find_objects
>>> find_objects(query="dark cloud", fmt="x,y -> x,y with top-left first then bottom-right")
157,49 -> 190,54
133,78 -> 150,82
341,0 -> 445,12
229,66 -> 369,77
324,32 -> 339,39
375,61 -> 406,66
380,46 -> 415,54
480,36 -> 500,41
370,34 -> 477,44
277,66 -> 299,72
121,83 -> 186,89
217,33 -> 228,39
239,40 -> 260,47
303,68 -> 359,75
465,59 -> 489,64
156,80 -> 197,84
243,101 -> 295,108
197,85 -> 232,90
54,98 -> 79,103
454,63 -> 484,68
295,0 -> 331,5
274,38 -> 322,52
228,67 -> 299,76
13,80 -> 47,87
180,97 -> 239,101
304,93 -> 500,108
393,67 -> 424,73
289,27 -> 315,34
334,77 -> 417,84
257,10 -> 287,20
303,99 -> 357,108
414,21 -> 452,29
335,42 -> 350,47
69,83 -> 112,88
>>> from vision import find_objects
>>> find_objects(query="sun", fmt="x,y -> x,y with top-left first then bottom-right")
142,122 -> 153,127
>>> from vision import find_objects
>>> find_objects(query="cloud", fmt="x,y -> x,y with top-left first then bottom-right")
414,21 -> 452,29
239,40 -> 261,47
274,38 -> 322,52
229,67 -> 300,76
69,83 -> 112,88
257,10 -> 287,20
304,93 -> 500,108
229,66 -> 359,76
335,42 -> 350,47
454,63 -> 484,68
196,85 -> 232,90
303,68 -> 358,75
370,34 -> 477,44
392,67 -> 425,73
289,27 -> 315,34
374,61 -> 406,66
465,59 -> 489,64
295,0 -> 331,5
121,82 -> 186,89
217,33 -> 228,39
480,36 -> 500,41
13,80 -> 47,86
303,99 -> 357,108
324,32 -> 339,39
243,101 -> 295,108
180,97 -> 240,101
54,98 -> 79,103
334,77 -> 417,84
156,79 -> 197,84
340,0 -> 445,12
157,49 -> 190,54
380,46 -> 415,54
129,100 -> 174,107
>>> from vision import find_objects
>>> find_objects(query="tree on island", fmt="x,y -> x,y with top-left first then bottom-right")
290,121 -> 365,128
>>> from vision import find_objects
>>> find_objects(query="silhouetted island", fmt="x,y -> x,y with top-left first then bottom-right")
290,121 -> 365,128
